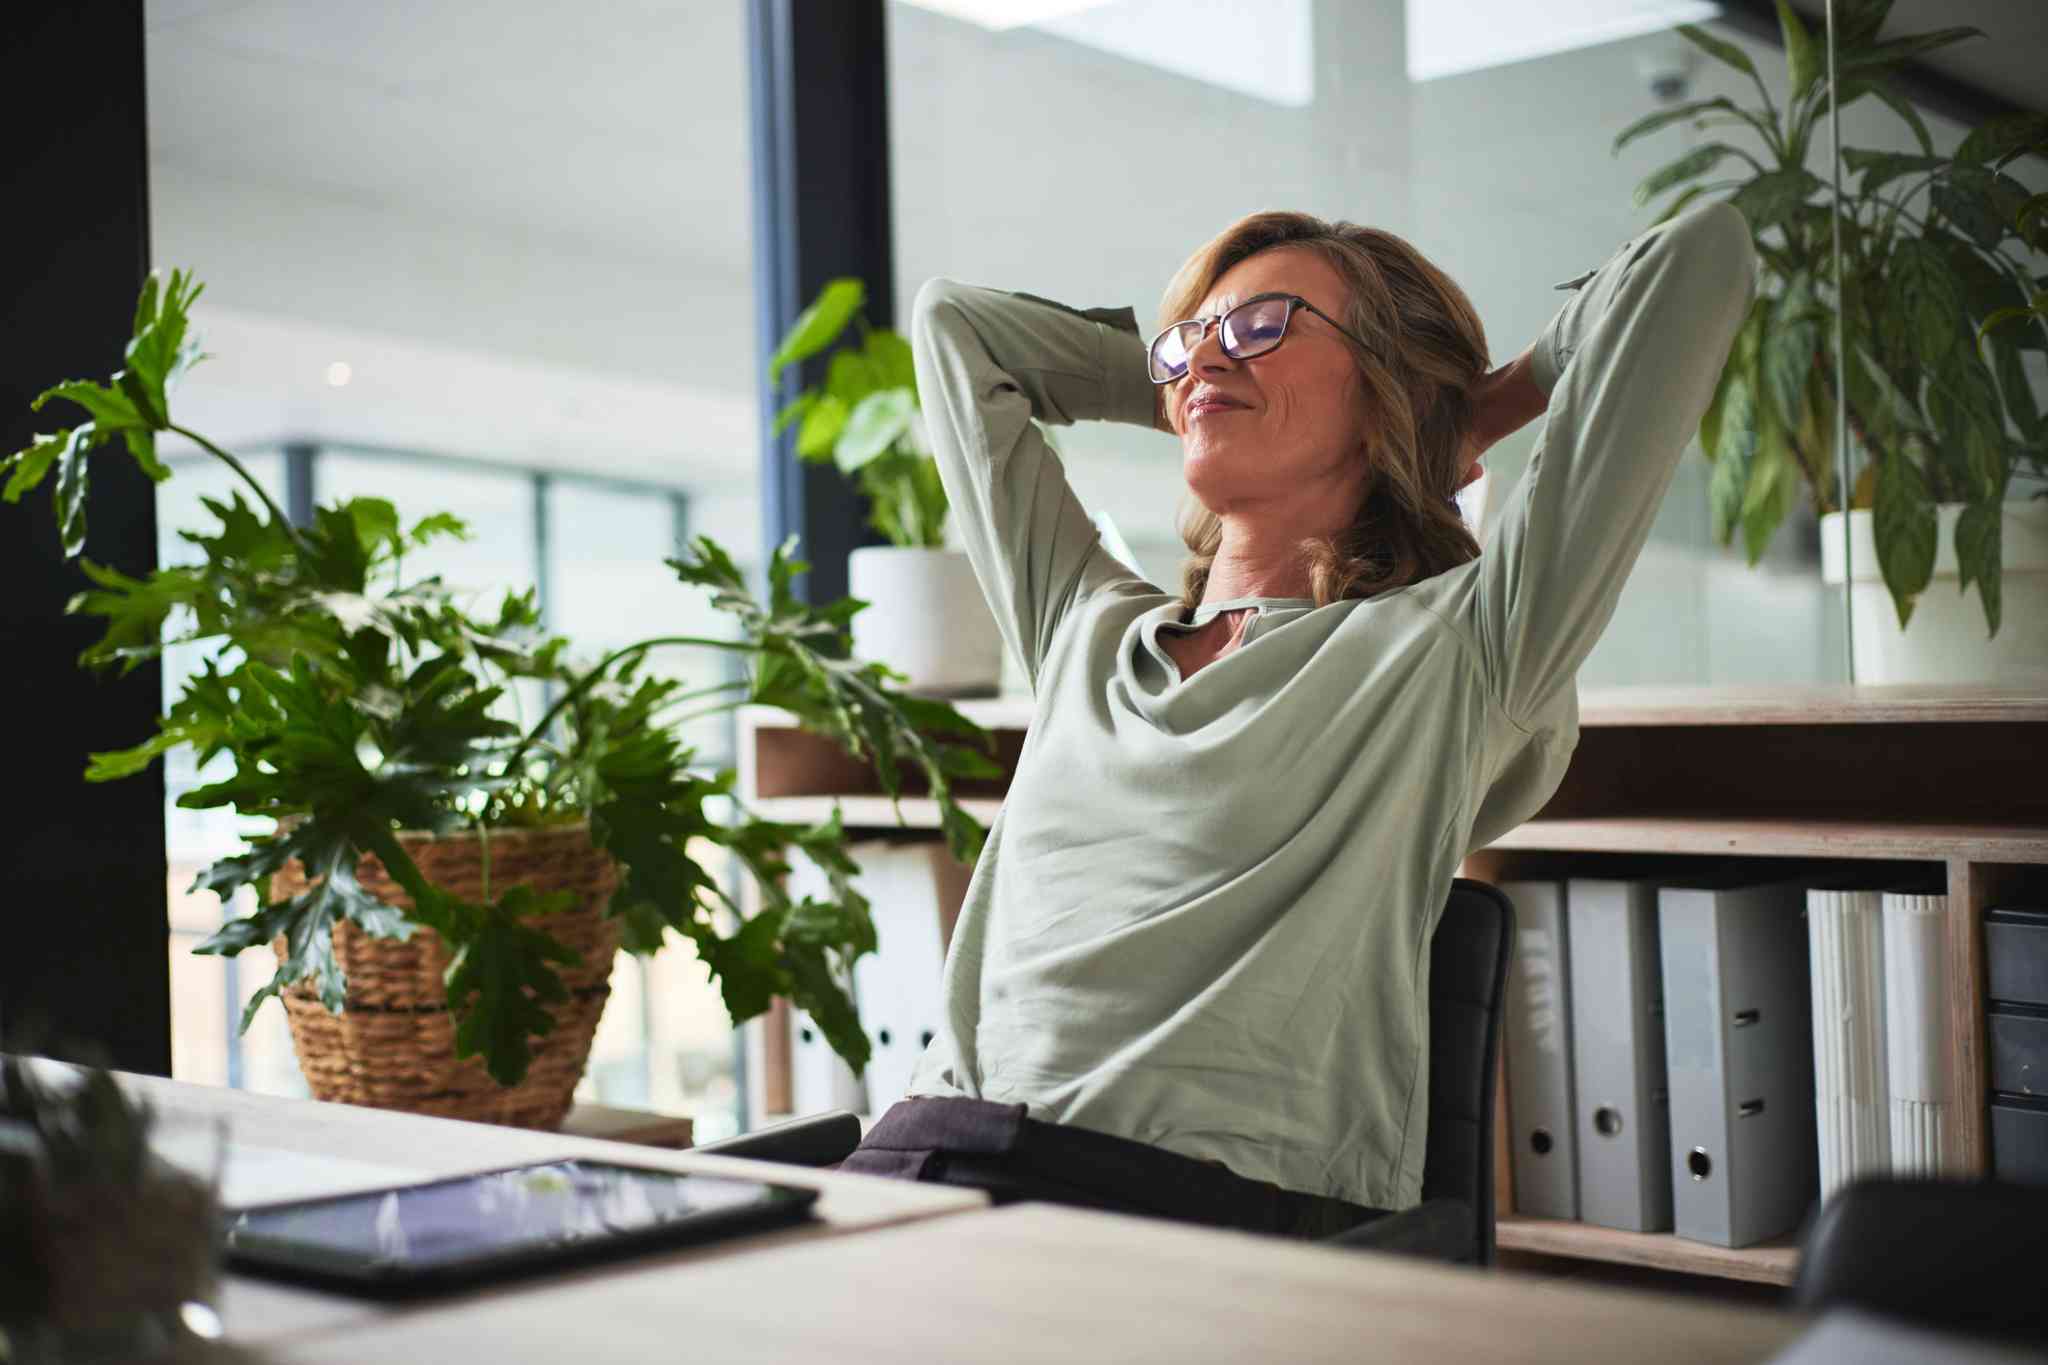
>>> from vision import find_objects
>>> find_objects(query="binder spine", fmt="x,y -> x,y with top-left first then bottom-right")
1503,881 -> 1576,1220
1883,892 -> 1951,1176
1807,889 -> 1889,1202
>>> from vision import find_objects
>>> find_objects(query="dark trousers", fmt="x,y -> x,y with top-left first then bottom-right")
838,1096 -> 1386,1241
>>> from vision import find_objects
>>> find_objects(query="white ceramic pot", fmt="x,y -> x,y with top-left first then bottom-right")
1819,501 -> 2048,684
847,546 -> 1003,696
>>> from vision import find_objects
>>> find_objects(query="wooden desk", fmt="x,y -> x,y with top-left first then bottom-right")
105,1074 -> 984,1350
259,1202 -> 1808,1364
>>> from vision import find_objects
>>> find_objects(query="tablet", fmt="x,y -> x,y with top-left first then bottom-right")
222,1159 -> 820,1296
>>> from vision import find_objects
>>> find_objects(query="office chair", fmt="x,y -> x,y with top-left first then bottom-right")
695,878 -> 1516,1267
1790,1178 -> 2048,1345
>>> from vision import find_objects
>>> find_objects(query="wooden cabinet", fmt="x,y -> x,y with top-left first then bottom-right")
737,684 -> 2048,1284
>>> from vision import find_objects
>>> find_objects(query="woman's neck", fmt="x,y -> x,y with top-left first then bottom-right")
1198,519 -> 1318,606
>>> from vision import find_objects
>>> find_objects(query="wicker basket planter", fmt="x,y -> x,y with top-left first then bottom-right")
270,823 -> 621,1129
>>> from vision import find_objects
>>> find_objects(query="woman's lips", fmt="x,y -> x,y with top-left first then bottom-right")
1186,397 -> 1249,419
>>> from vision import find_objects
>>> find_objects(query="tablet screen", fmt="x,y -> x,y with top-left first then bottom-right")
225,1160 -> 813,1279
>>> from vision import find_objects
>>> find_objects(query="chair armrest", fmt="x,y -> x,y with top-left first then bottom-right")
1323,1198 -> 1476,1263
689,1110 -> 864,1167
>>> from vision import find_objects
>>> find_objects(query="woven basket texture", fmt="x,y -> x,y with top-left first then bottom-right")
270,823 -> 621,1129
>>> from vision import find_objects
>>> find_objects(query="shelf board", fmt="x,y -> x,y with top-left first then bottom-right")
748,794 -> 1004,830
1488,817 -> 2048,863
1573,683 -> 2048,727
1496,1216 -> 1798,1286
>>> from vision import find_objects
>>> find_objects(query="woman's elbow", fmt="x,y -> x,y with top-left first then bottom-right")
1662,199 -> 1757,306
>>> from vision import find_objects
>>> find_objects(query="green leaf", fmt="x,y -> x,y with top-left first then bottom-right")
1710,368 -> 1760,546
863,329 -> 918,393
1872,451 -> 1937,627
1957,112 -> 2048,166
53,425 -> 103,558
1612,97 -> 1741,154
1762,278 -> 1823,437
1841,26 -> 1983,76
794,393 -> 849,460
445,885 -> 581,1087
1843,148 -> 1945,195
346,497 -> 402,558
769,278 -> 864,378
1634,144 -> 1740,208
1935,165 -> 2031,250
1730,168 -> 1824,234
1868,81 -> 1934,156
1891,237 -> 1968,363
825,349 -> 880,407
67,558 -> 207,673
1775,0 -> 1820,102
1954,499 -> 2003,636
2,429 -> 72,502
833,389 -> 916,474
1837,0 -> 1893,49
1674,24 -> 1760,85
407,512 -> 469,548
773,392 -> 816,438
1741,423 -> 1796,564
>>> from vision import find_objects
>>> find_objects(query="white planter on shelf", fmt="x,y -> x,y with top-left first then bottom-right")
1819,501 -> 2048,684
847,546 -> 1003,696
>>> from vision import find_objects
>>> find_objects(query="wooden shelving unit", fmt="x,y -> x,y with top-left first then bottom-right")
738,684 -> 2048,1285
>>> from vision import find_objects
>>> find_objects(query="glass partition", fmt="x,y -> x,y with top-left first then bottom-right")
145,0 -> 760,1132
888,0 -> 1853,688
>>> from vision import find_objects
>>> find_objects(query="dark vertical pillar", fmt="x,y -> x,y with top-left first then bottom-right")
0,4 -> 169,1073
747,0 -> 893,606
282,441 -> 318,528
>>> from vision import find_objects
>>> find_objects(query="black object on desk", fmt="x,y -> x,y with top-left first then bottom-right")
223,1160 -> 818,1297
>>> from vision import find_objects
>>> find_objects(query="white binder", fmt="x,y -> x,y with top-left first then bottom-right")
1502,879 -> 1577,1219
1659,874 -> 1817,1247
783,838 -> 971,1117
1567,878 -> 1672,1233
1807,885 -> 1891,1203
848,840 -> 972,1114
1884,891 -> 1951,1175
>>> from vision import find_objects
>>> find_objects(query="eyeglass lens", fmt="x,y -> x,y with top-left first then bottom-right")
1148,296 -> 1294,382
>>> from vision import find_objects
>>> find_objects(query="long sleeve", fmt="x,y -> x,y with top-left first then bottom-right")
1438,200 -> 1757,727
910,278 -> 1160,689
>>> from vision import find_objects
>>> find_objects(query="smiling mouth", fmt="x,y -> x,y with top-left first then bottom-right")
1186,398 -> 1249,418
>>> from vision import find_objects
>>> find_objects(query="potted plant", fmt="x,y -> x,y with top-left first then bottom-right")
3,270 -> 1001,1126
770,278 -> 1006,695
1617,2 -> 2048,682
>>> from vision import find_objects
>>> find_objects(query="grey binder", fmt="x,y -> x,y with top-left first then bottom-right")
1568,878 -> 1672,1232
1659,874 -> 1818,1247
1502,880 -> 1577,1219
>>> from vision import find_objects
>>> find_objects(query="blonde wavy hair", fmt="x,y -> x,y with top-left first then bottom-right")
1163,211 -> 1491,610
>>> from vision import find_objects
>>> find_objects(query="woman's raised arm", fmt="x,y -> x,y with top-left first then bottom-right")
911,279 -> 1158,688
1435,200 -> 1757,727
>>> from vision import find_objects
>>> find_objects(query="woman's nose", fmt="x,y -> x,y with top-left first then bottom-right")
1187,320 -> 1235,375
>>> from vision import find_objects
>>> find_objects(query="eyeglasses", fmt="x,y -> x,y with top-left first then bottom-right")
1147,292 -> 1375,385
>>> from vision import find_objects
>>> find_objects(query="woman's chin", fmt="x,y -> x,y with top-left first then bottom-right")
1181,445 -> 1260,506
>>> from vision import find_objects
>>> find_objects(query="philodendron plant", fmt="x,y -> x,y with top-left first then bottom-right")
2,269 -> 1002,1086
1618,0 -> 2047,633
770,278 -> 949,549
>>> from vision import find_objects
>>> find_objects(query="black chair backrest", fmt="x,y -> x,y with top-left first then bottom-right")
1420,878 -> 1515,1265
1793,1178 -> 2048,1343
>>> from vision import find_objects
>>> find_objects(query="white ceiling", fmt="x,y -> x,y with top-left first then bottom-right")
147,0 -> 754,273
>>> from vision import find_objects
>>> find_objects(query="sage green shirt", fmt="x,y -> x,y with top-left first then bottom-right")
903,202 -> 1756,1210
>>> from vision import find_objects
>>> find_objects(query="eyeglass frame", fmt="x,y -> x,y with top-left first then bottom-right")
1147,291 -> 1378,386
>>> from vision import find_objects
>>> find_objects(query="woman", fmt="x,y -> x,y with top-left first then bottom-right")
838,201 -> 1756,1239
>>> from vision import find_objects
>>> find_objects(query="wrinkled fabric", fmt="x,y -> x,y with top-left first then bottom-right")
902,203 -> 1756,1210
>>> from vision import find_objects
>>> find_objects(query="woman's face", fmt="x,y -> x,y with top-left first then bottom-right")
1165,246 -> 1372,520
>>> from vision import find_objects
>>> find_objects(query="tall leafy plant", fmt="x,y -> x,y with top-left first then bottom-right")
1617,1 -> 2047,633
770,278 -> 949,549
3,270 -> 1001,1086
